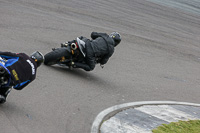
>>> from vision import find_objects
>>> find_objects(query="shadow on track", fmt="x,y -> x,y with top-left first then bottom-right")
43,65 -> 118,90
0,102 -> 29,118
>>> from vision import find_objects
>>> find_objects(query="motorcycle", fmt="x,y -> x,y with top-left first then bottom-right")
44,37 -> 87,69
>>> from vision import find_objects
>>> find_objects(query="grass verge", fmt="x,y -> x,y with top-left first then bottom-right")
152,120 -> 200,133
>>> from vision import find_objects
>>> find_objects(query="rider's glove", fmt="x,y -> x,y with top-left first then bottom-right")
61,42 -> 68,47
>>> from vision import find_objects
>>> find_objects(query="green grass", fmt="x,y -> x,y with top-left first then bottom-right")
152,120 -> 200,133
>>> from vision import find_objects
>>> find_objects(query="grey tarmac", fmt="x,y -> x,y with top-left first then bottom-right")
0,0 -> 200,133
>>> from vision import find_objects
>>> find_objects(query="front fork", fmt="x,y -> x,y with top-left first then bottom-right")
58,47 -> 75,70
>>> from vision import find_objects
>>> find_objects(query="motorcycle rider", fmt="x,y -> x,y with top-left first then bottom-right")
0,51 -> 44,104
68,32 -> 121,71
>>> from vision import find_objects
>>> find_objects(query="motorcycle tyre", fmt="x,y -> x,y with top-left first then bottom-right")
44,47 -> 70,65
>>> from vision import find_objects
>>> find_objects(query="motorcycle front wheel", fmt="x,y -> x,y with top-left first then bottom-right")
44,47 -> 70,65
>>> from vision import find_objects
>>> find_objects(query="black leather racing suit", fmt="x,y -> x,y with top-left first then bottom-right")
74,32 -> 115,71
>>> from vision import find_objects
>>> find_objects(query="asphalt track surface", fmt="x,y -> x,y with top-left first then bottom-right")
0,0 -> 200,133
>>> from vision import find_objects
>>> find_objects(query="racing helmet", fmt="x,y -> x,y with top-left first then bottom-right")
109,32 -> 121,47
0,63 -> 11,87
30,51 -> 44,67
